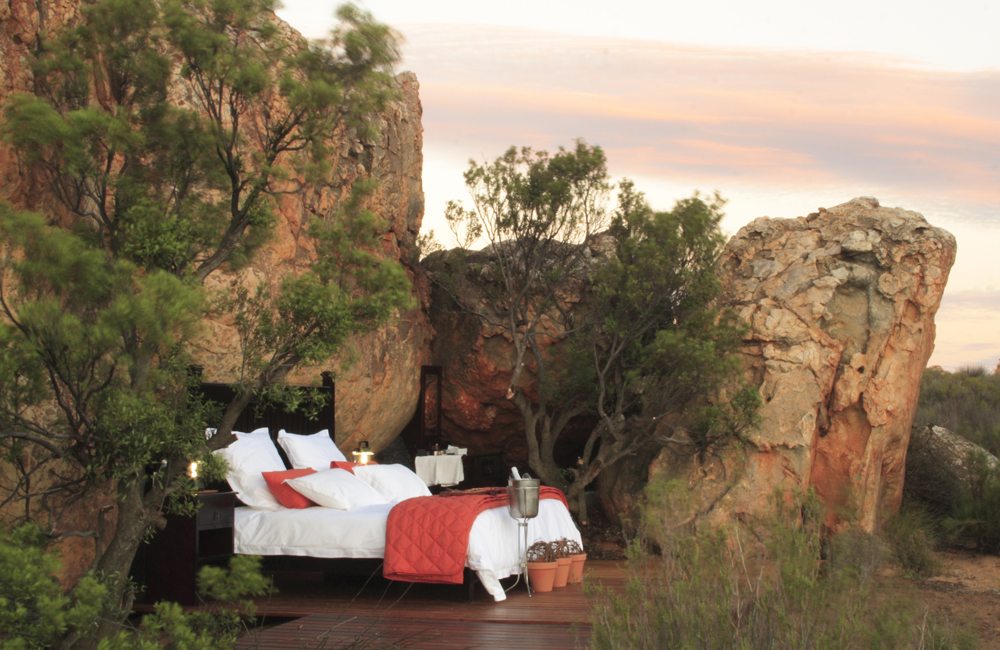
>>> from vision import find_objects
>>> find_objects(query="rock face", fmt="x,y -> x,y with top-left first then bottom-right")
0,1 -> 429,582
423,248 -> 554,460
0,3 -> 430,456
192,70 -> 430,456
666,198 -> 956,531
427,198 -> 957,534
422,241 -> 603,462
906,424 -> 999,515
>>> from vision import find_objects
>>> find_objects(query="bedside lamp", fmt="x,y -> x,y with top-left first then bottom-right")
352,440 -> 375,465
187,460 -> 202,490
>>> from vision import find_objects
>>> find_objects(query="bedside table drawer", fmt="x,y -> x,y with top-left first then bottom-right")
197,504 -> 234,530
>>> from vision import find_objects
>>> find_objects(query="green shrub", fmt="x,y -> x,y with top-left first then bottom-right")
0,524 -> 267,649
916,367 -> 1000,456
590,483 -> 972,649
0,524 -> 110,649
944,452 -> 1000,553
884,507 -> 941,577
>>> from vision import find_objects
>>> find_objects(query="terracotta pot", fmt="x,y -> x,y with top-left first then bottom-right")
527,561 -> 557,593
553,557 -> 571,588
568,552 -> 587,584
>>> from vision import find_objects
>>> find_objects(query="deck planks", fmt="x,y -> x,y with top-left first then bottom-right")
237,560 -> 625,649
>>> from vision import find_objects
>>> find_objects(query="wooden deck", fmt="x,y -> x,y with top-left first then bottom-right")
238,560 -> 625,649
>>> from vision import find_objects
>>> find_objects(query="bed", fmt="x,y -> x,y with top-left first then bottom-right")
233,498 -> 580,601
205,376 -> 583,601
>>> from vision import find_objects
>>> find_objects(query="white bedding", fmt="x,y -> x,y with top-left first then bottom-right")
234,498 -> 582,601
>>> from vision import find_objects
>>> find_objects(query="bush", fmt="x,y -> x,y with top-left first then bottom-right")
916,367 -> 1000,456
0,524 -> 110,648
0,524 -> 267,649
884,507 -> 941,577
590,483 -> 971,649
944,452 -> 1000,553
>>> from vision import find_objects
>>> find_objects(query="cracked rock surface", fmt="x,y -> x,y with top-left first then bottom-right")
663,197 -> 956,531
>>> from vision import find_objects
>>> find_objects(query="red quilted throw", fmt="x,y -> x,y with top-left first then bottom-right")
383,487 -> 567,584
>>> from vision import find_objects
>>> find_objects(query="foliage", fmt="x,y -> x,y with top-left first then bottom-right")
526,540 -> 557,563
441,144 -> 756,523
578,184 -> 758,459
0,524 -> 268,650
527,538 -> 583,562
916,366 -> 1000,456
554,537 -> 583,557
0,1 -> 407,646
911,366 -> 1000,552
0,525 -> 110,649
884,506 -> 941,577
102,556 -> 268,650
590,482 -> 975,649
943,451 -> 1000,553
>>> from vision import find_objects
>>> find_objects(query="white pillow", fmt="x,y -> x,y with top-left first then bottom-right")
277,429 -> 347,469
233,427 -> 270,440
285,468 -> 389,510
214,435 -> 285,510
353,464 -> 432,503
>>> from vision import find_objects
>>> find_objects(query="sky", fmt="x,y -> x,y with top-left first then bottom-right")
276,0 -> 1000,371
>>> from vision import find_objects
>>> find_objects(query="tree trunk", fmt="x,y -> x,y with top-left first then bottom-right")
79,478 -> 157,649
566,481 -> 589,526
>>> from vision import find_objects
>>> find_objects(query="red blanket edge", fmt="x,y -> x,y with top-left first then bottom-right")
382,487 -> 568,584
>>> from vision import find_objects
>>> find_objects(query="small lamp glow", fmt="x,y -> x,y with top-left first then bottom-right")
352,440 -> 374,465
188,460 -> 200,480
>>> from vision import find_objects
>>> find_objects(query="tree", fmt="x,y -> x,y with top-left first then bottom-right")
444,146 -> 756,523
0,1 -> 409,645
566,184 -> 758,520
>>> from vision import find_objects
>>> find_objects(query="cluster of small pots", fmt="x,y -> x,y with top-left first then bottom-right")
525,538 -> 587,592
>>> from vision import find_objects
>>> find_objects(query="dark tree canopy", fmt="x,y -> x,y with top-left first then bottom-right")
443,144 -> 758,523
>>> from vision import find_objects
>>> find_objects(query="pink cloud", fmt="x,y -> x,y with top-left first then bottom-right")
408,26 -> 1000,207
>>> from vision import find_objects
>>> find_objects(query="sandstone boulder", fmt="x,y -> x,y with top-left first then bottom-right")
191,70 -> 430,456
648,197 -> 955,532
422,241 -> 603,461
0,2 -> 429,583
905,424 -> 999,515
0,4 -> 431,456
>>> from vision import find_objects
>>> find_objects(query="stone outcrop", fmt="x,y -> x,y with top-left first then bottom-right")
193,69 -> 429,455
0,3 -> 431,456
0,1 -> 429,582
427,199 -> 957,534
422,246 -> 578,460
652,198 -> 955,531
906,424 -> 998,514
422,236 -> 613,460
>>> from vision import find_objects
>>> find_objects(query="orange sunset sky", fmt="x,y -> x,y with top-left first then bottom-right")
278,0 -> 1000,370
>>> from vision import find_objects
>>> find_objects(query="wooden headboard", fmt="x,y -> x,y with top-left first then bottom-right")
200,371 -> 336,467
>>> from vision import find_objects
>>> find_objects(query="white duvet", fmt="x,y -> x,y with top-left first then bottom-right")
234,498 -> 582,601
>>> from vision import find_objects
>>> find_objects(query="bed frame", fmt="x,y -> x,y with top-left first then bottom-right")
200,373 -> 483,600
200,371 -> 335,462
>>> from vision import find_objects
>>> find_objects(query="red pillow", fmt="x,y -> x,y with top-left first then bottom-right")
330,460 -> 378,473
262,468 -> 317,508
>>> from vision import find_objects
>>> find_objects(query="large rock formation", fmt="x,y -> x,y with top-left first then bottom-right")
0,1 -> 429,583
0,3 -> 431,456
422,244 -> 598,461
661,198 -> 956,531
906,424 -> 999,515
193,70 -> 429,455
428,198 -> 956,533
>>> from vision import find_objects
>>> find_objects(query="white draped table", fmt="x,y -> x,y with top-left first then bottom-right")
414,454 -> 465,487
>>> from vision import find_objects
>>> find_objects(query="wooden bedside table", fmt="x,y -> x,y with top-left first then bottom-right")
133,490 -> 236,606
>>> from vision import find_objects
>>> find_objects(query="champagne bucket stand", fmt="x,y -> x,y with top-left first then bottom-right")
507,478 -> 540,596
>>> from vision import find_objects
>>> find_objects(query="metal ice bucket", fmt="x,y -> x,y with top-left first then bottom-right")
507,478 -> 540,519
